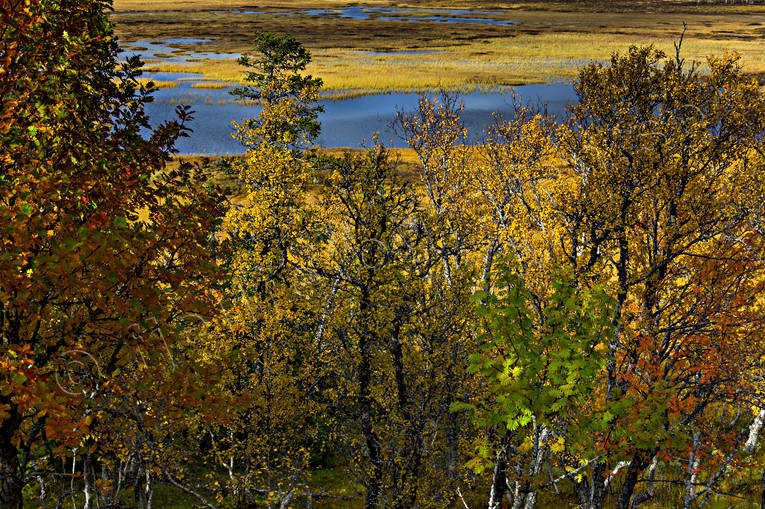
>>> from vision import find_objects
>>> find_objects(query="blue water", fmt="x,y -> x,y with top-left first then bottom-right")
206,6 -> 516,26
161,38 -> 213,45
302,6 -> 517,25
140,73 -> 575,155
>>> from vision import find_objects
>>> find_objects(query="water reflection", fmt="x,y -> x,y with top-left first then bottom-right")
141,73 -> 575,155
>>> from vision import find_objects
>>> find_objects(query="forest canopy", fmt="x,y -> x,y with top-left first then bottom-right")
2,1 -> 765,508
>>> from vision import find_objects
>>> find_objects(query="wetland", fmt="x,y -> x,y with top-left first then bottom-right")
112,0 -> 765,153
142,73 -> 575,154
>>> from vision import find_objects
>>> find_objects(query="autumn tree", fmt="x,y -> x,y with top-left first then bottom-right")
461,45 -> 765,508
457,263 -> 616,508
231,30 -> 323,148
553,45 -> 765,508
0,0 -> 225,507
259,140 -> 477,509
203,30 -> 330,507
221,35 -> 493,507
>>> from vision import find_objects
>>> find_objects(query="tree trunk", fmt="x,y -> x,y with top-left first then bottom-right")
589,461 -> 606,509
574,475 -> 591,509
36,472 -> 47,509
444,402 -> 459,508
360,293 -> 383,509
145,471 -> 154,509
683,432 -> 700,509
488,432 -> 509,509
83,451 -> 95,509
630,456 -> 658,508
0,403 -> 22,509
134,462 -> 145,509
615,451 -> 652,509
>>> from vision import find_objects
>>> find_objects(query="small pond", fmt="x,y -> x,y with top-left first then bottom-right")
140,73 -> 576,155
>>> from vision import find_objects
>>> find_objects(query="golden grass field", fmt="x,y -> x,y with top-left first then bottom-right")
112,0 -> 765,93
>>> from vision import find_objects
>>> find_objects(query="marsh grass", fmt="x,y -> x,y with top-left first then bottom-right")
136,78 -> 178,88
112,0 -> 765,14
152,52 -> 182,58
117,0 -> 765,94
141,29 -> 765,94
113,0 -> 765,93
190,82 -> 230,89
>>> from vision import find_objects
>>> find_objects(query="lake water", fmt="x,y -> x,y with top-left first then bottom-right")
141,73 -> 576,155
209,7 -> 517,26
302,7 -> 517,25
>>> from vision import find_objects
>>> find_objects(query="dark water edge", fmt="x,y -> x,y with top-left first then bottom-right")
142,74 -> 576,155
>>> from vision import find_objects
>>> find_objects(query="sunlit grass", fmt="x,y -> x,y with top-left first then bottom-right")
190,82 -> 230,89
136,78 -> 178,88
141,30 -> 765,94
124,9 -> 765,94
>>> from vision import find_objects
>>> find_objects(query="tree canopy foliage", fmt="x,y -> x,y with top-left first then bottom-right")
0,0 -> 225,507
3,4 -> 765,508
